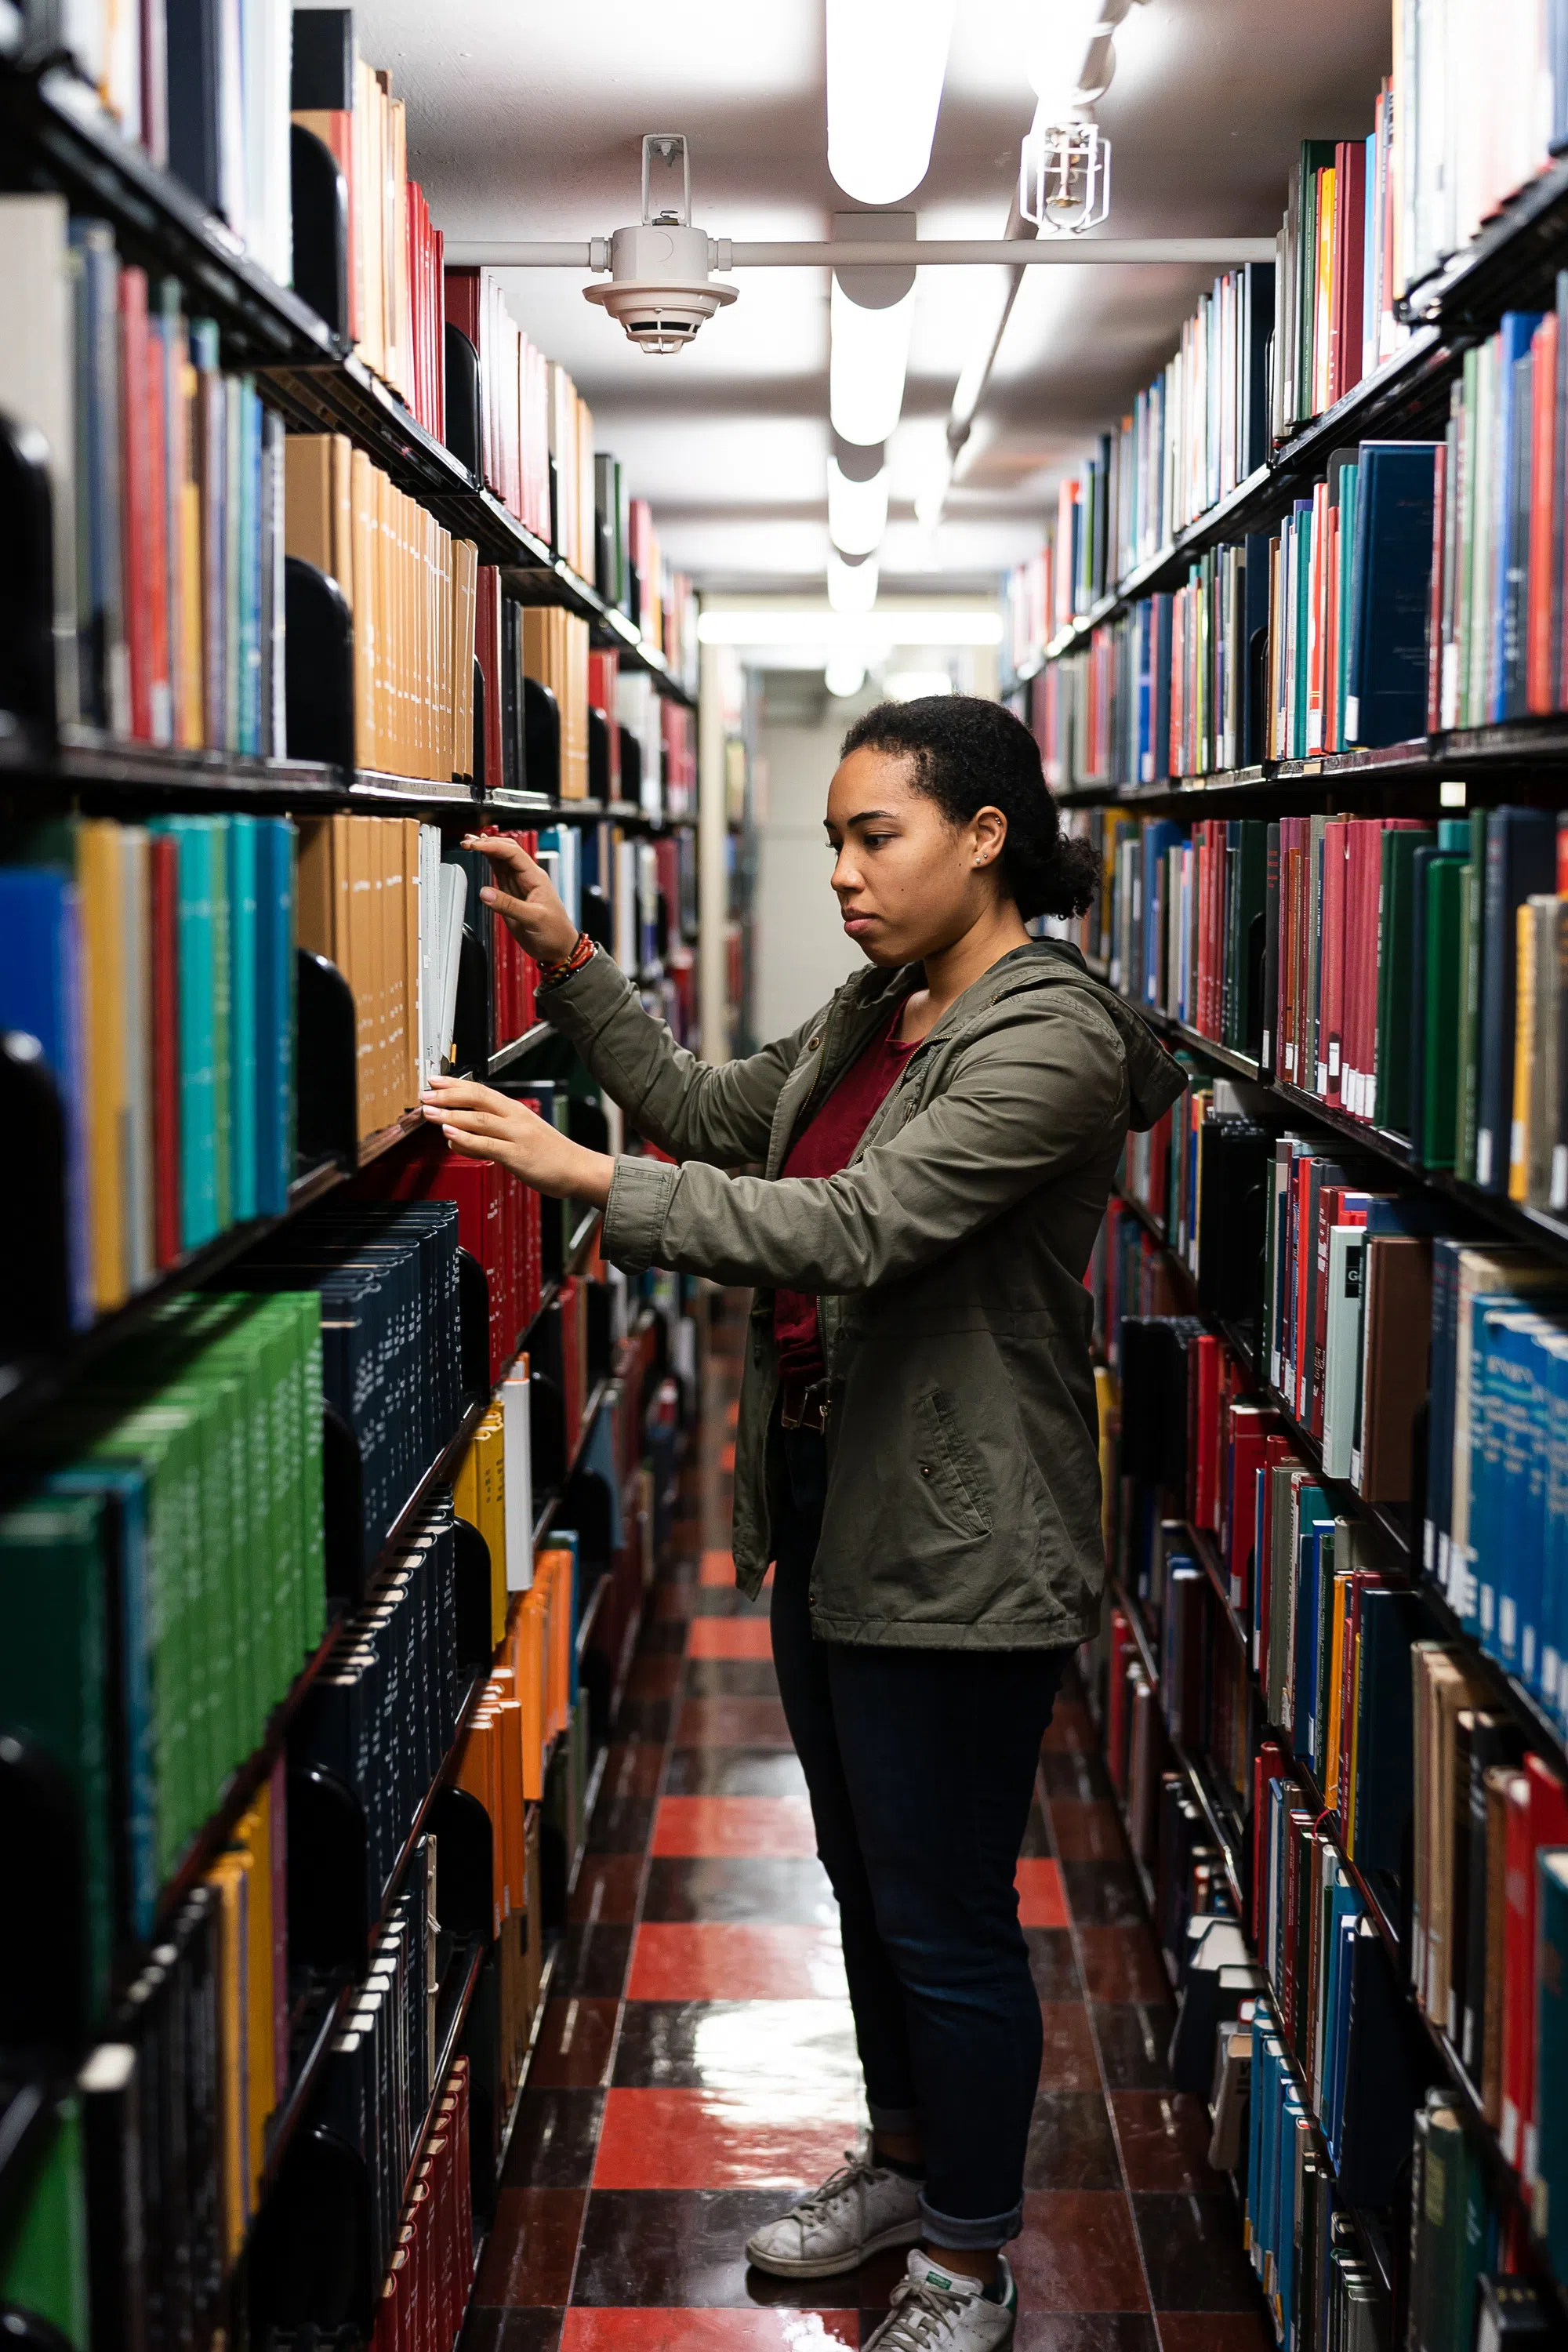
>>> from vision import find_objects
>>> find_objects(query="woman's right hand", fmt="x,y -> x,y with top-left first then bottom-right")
462,833 -> 579,967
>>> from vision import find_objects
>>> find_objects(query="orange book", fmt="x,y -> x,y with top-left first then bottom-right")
512,1592 -> 546,1798
453,1713 -> 503,1939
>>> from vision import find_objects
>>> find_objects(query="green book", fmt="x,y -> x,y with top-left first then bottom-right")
1419,852 -> 1468,1167
0,1495 -> 112,2013
0,2101 -> 89,2348
1376,826 -> 1436,1134
1455,808 -> 1489,1178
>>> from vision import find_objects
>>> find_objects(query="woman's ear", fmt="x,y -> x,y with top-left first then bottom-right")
971,805 -> 1009,873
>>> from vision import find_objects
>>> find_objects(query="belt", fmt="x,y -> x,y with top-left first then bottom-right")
778,1373 -> 829,1434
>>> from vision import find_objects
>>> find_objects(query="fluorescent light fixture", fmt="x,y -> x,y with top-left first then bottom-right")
827,0 -> 956,205
1023,0 -> 1104,114
830,275 -> 916,447
885,670 -> 953,700
698,609 -> 1004,647
828,549 -> 880,613
827,458 -> 888,556
824,655 -> 869,696
913,446 -> 954,528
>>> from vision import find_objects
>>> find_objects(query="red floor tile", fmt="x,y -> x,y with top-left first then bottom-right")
1041,1700 -> 1098,1755
1016,1857 -> 1069,1928
1047,1799 -> 1130,1864
1011,2190 -> 1151,2311
1156,2315 -> 1272,2352
628,1922 -> 849,2002
676,1698 -> 794,1748
1039,2002 -> 1105,2092
529,1998 -> 621,2089
651,1797 -> 816,1860
568,1855 -> 646,1927
686,1617 -> 774,1660
719,1439 -> 736,1471
699,1549 -> 735,1586
1110,2093 -> 1227,2193
593,2086 -> 860,2190
1076,1929 -> 1171,2005
560,2314 -> 856,2350
471,2187 -> 585,2305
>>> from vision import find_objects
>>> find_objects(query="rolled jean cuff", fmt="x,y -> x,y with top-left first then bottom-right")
867,2100 -> 921,2138
920,2195 -> 1023,2251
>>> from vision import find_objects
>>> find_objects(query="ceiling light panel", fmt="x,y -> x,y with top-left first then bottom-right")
827,459 -> 889,555
826,0 -> 956,205
829,276 -> 916,446
826,550 -> 883,612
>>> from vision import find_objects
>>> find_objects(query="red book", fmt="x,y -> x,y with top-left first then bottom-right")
1527,314 -> 1559,716
1501,1754 -> 1568,2175
1319,816 -> 1348,1102
372,2266 -> 400,2352
1225,1404 -> 1280,1617
1332,140 -> 1367,405
1186,1331 -> 1221,1530
119,266 -> 154,740
149,830 -> 181,1265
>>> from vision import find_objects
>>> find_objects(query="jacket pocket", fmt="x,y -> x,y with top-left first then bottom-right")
912,1387 -> 991,1541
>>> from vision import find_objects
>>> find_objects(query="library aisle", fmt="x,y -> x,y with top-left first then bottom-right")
470,1293 -> 1269,2352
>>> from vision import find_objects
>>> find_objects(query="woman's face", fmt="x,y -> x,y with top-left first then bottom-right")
824,746 -> 1008,967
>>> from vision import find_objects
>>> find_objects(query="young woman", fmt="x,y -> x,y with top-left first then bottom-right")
422,694 -> 1184,2352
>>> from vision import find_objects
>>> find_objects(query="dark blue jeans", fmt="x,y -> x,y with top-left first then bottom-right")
769,1425 -> 1072,2249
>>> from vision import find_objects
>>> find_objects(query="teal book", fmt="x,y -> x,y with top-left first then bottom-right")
1411,846 -> 1468,1166
255,816 -> 295,1215
209,815 -> 232,1232
228,815 -> 259,1223
1374,824 -> 1436,1134
149,818 -> 218,1249
0,1494 -> 113,2015
1536,1849 -> 1568,2278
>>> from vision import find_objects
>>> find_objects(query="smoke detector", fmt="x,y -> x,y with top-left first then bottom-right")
583,135 -> 738,354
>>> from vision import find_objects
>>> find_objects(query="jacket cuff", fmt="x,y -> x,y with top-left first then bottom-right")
537,943 -> 635,1040
602,1154 -> 681,1273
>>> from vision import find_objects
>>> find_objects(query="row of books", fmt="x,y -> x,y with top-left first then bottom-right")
284,434 -> 478,782
291,11 -> 445,435
292,1503 -> 466,1922
241,1201 -> 463,1572
0,1287 -> 325,2013
296,815 -> 469,1145
2,198 -> 286,749
1054,804 -> 1568,1205
455,1548 -> 578,1936
0,812 -> 295,1324
370,2054 -> 475,2352
24,0 -> 295,286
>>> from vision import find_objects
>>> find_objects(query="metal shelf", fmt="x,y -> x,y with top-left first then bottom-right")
1057,724 -> 1568,810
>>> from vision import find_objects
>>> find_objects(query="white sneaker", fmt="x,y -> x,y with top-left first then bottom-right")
745,2147 -> 924,2278
862,2249 -> 1018,2351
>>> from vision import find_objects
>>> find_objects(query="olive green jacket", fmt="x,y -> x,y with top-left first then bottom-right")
540,939 -> 1185,1648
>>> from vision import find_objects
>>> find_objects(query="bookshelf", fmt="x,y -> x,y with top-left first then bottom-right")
0,38 -> 709,2352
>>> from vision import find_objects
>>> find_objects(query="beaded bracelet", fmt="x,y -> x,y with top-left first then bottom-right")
538,931 -> 595,988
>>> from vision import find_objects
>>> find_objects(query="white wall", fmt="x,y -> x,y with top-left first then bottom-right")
752,699 -> 866,1045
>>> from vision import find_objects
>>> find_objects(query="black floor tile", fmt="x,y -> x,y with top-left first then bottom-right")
613,1697 -> 673,1742
612,1998 -> 862,2093
499,2089 -> 607,2190
573,2187 -> 869,2306
642,1855 -> 837,1925
460,2310 -> 564,2352
1039,1750 -> 1115,1802
551,1923 -> 633,1999
682,1658 -> 782,1698
664,1748 -> 810,1797
587,1795 -> 658,1854
1061,1859 -> 1149,1929
1025,1929 -> 1082,2000
1131,2190 -> 1262,2310
1022,2092 -> 1123,2190
1091,2003 -> 1176,2089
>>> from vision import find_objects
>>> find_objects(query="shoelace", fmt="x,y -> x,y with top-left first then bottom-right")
876,2273 -> 974,2350
792,2149 -> 877,2223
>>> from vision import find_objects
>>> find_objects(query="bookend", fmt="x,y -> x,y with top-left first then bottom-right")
443,325 -> 481,479
471,656 -> 485,792
0,1033 -> 71,1363
456,1248 -> 491,1406
295,949 -> 358,1172
587,705 -> 611,800
579,883 -> 613,953
247,2115 -> 372,2337
0,1733 -> 84,2061
285,1761 -> 370,1974
450,925 -> 489,1080
289,126 -> 350,342
522,677 -> 559,799
463,1955 -> 504,2228
448,1519 -> 494,1671
0,412 -> 57,745
283,559 -> 354,771
618,725 -> 642,808
427,1788 -> 492,1939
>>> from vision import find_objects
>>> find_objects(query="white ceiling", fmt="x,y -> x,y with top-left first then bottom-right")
331,0 -> 1394,591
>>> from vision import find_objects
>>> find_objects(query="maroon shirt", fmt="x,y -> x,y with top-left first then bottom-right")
772,1010 -> 920,1382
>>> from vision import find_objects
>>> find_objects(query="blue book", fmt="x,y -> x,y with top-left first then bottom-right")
1247,2013 -> 1268,2270
1292,1516 -> 1331,1764
1476,808 -> 1556,1192
1541,1331 -> 1568,1732
228,815 -> 259,1221
45,1461 -> 157,1937
1345,441 -> 1443,747
254,818 -> 296,1214
1536,1852 -> 1568,2279
0,865 -> 93,1326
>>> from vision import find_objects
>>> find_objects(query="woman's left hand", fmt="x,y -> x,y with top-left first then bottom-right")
420,1077 -> 615,1206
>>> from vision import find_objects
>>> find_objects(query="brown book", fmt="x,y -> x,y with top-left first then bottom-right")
295,818 -> 335,960
402,818 -> 421,1112
283,435 -> 334,579
350,448 -> 376,771
1356,1234 -> 1433,1501
452,539 -> 477,779
346,817 -> 375,1138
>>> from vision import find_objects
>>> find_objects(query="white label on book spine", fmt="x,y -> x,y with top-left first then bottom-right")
1510,1118 -> 1526,1177
1476,1130 -> 1494,1186
1553,1144 -> 1568,1211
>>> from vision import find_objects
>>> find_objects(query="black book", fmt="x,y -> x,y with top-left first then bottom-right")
80,2041 -> 147,2352
163,0 -> 222,212
290,5 -> 354,107
1475,808 -> 1556,1190
1117,1316 -> 1203,1494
